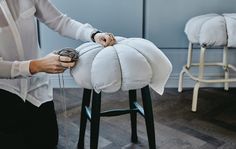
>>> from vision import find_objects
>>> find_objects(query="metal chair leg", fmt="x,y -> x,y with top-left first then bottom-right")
178,69 -> 185,92
223,46 -> 229,91
141,86 -> 156,149
179,42 -> 193,92
224,70 -> 229,91
187,42 -> 193,68
78,89 -> 92,149
129,89 -> 138,143
192,82 -> 200,112
90,91 -> 101,149
191,46 -> 206,112
198,47 -> 206,79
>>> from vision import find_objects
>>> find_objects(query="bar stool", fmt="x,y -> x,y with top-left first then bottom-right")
77,85 -> 156,149
70,36 -> 172,149
178,13 -> 236,112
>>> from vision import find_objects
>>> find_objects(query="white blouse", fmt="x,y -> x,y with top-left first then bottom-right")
0,0 -> 97,107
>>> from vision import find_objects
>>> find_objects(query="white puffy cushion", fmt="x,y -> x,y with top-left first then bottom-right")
223,13 -> 236,47
71,36 -> 172,95
184,13 -> 227,47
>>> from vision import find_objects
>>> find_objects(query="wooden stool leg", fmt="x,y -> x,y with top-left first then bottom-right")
78,89 -> 92,149
129,90 -> 138,143
90,91 -> 101,149
141,86 -> 156,149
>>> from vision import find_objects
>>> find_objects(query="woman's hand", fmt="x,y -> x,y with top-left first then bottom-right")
94,32 -> 116,47
29,52 -> 76,74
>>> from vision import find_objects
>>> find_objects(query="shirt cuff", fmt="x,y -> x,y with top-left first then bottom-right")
11,61 -> 32,78
20,61 -> 32,77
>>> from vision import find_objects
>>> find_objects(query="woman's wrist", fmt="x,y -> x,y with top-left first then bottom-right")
29,60 -> 40,74
91,30 -> 101,42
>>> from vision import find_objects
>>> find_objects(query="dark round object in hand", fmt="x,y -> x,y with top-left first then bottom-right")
54,47 -> 79,62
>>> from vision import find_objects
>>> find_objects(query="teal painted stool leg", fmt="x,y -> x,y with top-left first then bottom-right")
78,89 -> 92,149
129,90 -> 138,143
90,91 -> 101,149
141,86 -> 156,149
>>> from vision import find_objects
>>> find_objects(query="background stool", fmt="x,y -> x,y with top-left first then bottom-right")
178,13 -> 236,112
77,85 -> 156,149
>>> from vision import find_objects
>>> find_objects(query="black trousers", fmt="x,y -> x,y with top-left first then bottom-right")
0,89 -> 58,149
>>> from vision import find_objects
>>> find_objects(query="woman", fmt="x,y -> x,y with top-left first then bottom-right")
0,0 -> 116,148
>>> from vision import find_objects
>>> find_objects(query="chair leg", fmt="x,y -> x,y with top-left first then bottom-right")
198,47 -> 206,79
178,42 -> 192,92
192,82 -> 200,112
178,69 -> 185,92
191,46 -> 205,112
129,90 -> 138,143
141,86 -> 156,149
78,89 -> 92,149
187,42 -> 193,68
224,70 -> 229,91
90,91 -> 101,149
223,46 -> 229,91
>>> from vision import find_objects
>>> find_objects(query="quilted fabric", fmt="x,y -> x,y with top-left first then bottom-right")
223,13 -> 236,47
185,13 -> 236,48
184,13 -> 227,47
71,36 -> 172,95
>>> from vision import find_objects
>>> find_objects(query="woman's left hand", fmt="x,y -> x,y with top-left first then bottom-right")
94,32 -> 116,47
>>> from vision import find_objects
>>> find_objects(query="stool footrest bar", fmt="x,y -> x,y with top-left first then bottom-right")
182,66 -> 236,83
85,106 -> 140,117
134,102 -> 145,117
85,106 -> 91,121
100,108 -> 139,117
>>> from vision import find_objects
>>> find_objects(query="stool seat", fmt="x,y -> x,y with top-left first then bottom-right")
71,36 -> 172,95
179,13 -> 236,112
184,13 -> 227,47
223,13 -> 236,47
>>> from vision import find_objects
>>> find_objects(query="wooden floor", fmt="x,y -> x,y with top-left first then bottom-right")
53,87 -> 236,149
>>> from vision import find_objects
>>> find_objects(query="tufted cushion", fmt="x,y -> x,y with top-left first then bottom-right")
223,13 -> 236,47
184,13 -> 227,47
71,36 -> 172,95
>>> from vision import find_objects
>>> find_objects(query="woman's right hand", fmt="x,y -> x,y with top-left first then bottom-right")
29,52 -> 76,75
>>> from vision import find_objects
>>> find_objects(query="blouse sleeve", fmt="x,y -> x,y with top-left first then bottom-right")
34,0 -> 97,42
0,57 -> 32,78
